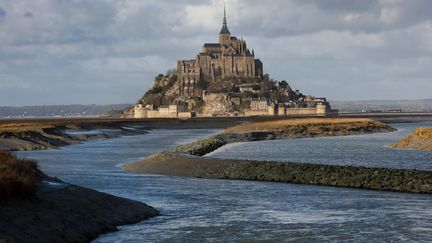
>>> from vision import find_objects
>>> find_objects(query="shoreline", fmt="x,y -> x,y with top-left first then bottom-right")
0,123 -> 150,152
0,177 -> 159,243
0,118 -> 242,152
124,118 -> 432,194
390,128 -> 432,151
163,118 -> 396,156
1,114 -> 431,152
0,144 -> 159,243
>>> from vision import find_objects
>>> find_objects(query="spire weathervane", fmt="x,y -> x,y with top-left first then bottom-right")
220,0 -> 231,35
223,0 -> 227,25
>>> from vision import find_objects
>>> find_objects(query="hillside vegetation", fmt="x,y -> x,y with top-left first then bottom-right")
0,151 -> 41,201
390,128 -> 432,150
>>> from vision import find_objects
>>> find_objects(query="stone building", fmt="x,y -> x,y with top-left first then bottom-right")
245,97 -> 336,116
133,103 -> 193,119
250,98 -> 270,111
177,5 -> 263,97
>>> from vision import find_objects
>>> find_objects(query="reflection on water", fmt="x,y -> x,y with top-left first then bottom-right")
17,127 -> 432,242
208,122 -> 432,170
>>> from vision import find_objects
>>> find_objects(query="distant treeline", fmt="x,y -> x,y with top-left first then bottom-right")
0,104 -> 132,118
332,99 -> 432,113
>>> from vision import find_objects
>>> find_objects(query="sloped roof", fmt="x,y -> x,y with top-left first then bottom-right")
204,43 -> 221,48
220,23 -> 230,35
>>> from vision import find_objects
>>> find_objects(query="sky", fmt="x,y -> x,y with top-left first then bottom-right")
0,0 -> 431,106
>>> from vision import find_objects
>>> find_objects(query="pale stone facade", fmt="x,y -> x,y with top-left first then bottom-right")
245,98 -> 335,116
133,104 -> 193,119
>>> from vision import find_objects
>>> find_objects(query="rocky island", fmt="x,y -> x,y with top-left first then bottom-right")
390,128 -> 432,151
123,6 -> 337,119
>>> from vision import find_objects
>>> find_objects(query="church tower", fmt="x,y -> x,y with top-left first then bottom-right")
219,3 -> 231,44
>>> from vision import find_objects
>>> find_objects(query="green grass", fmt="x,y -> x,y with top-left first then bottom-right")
0,150 -> 40,201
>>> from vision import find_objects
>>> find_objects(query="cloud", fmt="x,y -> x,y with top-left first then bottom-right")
82,55 -> 171,74
23,12 -> 33,18
0,5 -> 6,18
0,0 -> 431,106
0,74 -> 30,89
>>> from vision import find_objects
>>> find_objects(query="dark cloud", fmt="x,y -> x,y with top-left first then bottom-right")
233,0 -> 432,37
294,0 -> 378,12
0,0 -> 431,106
24,12 -> 33,18
0,6 -> 6,18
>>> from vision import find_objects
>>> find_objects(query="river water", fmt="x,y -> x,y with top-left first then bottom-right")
17,124 -> 432,242
207,122 -> 432,171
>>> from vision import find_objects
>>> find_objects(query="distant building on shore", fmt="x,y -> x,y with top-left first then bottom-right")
133,103 -> 194,119
245,98 -> 336,116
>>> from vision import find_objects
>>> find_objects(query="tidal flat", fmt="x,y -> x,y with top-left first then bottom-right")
3,116 -> 432,242
125,118 -> 431,193
16,126 -> 432,242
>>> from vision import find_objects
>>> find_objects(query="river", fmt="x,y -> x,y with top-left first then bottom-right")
18,123 -> 432,242
207,122 -> 432,171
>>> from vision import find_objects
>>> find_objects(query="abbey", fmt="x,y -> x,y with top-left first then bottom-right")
177,6 -> 263,97
125,5 -> 337,118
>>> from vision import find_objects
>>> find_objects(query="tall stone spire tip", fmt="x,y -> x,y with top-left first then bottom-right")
223,0 -> 227,25
220,0 -> 230,35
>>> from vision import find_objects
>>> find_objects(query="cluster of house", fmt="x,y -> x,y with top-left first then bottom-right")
132,96 -> 336,118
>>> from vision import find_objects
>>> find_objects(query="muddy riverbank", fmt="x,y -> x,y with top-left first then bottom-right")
0,124 -> 147,151
0,151 -> 159,243
125,153 -> 432,193
0,117 -> 243,151
121,118 -> 432,194
0,180 -> 159,243
0,115 -> 426,151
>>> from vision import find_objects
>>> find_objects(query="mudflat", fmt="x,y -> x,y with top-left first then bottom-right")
120,118 -> 432,194
0,117 -> 245,151
1,114 -> 431,151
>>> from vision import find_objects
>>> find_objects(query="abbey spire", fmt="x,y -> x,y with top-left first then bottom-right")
219,2 -> 231,43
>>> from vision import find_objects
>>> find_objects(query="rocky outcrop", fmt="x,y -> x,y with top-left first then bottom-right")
202,93 -> 236,116
167,137 -> 227,156
125,153 -> 432,194
390,128 -> 432,150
